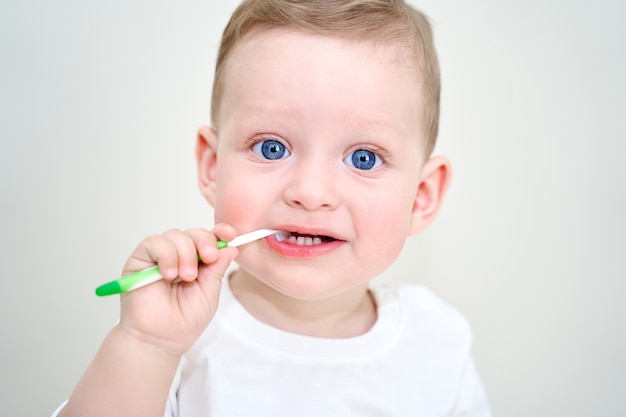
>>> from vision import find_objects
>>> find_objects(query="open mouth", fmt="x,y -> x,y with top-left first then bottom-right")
276,231 -> 337,247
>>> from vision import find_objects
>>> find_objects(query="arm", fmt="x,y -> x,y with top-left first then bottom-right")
58,225 -> 238,417
58,325 -> 181,417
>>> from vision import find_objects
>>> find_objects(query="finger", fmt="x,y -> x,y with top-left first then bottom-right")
123,234 -> 179,279
212,223 -> 238,243
161,229 -> 201,281
189,223 -> 238,265
184,228 -> 218,266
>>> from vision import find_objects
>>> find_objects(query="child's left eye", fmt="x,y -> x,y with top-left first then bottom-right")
344,149 -> 382,170
251,140 -> 291,160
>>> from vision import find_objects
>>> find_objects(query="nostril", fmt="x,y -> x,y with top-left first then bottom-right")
283,174 -> 340,211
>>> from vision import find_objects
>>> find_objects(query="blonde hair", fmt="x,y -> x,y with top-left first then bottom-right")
211,0 -> 441,155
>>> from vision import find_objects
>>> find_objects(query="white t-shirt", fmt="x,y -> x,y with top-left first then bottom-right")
165,279 -> 491,416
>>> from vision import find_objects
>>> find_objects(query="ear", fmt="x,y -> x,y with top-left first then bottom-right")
196,126 -> 219,207
408,156 -> 452,235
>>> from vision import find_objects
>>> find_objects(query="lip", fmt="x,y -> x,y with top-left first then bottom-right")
265,225 -> 345,258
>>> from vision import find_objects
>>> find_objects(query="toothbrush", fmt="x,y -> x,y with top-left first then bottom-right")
95,229 -> 279,297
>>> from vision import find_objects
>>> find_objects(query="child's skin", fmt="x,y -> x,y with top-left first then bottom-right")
60,28 -> 450,417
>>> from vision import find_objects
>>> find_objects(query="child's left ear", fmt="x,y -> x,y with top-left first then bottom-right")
196,126 -> 219,207
408,156 -> 452,235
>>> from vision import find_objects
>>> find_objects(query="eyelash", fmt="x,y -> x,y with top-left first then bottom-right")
249,137 -> 291,161
248,137 -> 389,171
344,145 -> 388,171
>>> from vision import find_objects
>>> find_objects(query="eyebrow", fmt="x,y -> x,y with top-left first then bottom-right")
230,104 -> 410,145
345,111 -> 410,143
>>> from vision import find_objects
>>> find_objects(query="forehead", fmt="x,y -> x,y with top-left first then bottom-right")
218,29 -> 424,140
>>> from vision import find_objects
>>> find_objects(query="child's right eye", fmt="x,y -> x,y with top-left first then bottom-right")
251,139 -> 291,160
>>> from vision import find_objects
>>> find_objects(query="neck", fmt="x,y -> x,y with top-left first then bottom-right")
229,269 -> 377,338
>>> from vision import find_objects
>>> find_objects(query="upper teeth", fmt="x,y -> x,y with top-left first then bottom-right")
276,232 -> 324,246
290,235 -> 323,246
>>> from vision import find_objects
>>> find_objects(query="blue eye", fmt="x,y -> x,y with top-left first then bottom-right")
252,140 -> 291,160
344,149 -> 381,170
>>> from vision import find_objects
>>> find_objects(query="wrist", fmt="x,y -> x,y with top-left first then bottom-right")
113,323 -> 187,361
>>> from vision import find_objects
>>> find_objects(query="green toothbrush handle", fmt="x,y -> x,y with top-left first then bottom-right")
95,240 -> 228,296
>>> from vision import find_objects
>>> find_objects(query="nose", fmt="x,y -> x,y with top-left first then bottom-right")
283,159 -> 340,211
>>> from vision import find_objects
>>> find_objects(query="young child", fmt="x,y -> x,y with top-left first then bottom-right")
55,0 -> 491,415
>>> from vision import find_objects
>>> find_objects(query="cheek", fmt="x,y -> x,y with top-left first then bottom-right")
363,204 -> 412,247
213,184 -> 261,227
350,205 -> 411,280
361,180 -> 416,229
360,182 -> 417,247
212,165 -> 250,225
355,185 -> 416,255
212,164 -> 271,229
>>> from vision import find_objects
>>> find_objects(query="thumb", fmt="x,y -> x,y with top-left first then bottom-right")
195,247 -> 238,303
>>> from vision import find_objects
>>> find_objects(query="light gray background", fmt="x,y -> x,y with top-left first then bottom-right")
1,1 -> 624,416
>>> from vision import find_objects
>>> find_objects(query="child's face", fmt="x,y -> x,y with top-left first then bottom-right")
199,29 -> 442,300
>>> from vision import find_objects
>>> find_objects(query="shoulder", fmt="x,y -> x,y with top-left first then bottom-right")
373,284 -> 473,350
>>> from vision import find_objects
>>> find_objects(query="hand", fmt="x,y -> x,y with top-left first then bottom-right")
117,223 -> 238,357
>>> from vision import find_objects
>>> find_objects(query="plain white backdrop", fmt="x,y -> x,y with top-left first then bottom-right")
1,1 -> 624,416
